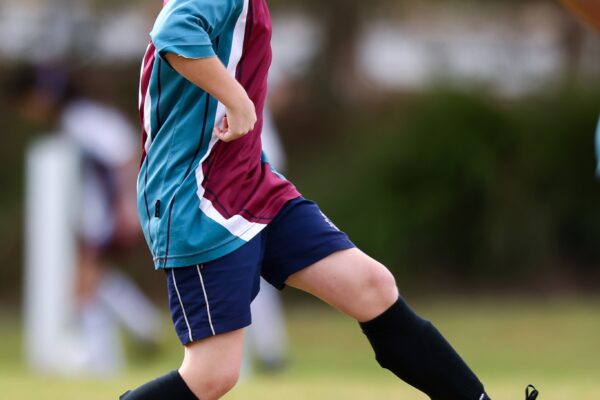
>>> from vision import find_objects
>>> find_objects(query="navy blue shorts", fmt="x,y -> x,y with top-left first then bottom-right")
165,197 -> 355,345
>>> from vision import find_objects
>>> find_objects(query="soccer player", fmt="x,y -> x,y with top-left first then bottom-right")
122,1 -> 537,399
558,1 -> 600,179
15,64 -> 162,375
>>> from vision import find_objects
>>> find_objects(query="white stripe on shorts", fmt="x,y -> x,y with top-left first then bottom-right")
197,265 -> 216,336
172,269 -> 193,343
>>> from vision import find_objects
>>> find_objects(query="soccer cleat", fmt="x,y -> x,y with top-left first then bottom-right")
525,385 -> 539,400
480,384 -> 538,400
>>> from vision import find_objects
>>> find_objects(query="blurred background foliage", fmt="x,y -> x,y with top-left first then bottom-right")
285,86 -> 600,289
1,0 -> 600,304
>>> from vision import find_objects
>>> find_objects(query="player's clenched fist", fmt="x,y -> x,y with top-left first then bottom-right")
164,53 -> 258,142
215,98 -> 257,142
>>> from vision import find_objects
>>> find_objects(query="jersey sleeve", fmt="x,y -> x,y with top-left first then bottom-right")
151,0 -> 240,59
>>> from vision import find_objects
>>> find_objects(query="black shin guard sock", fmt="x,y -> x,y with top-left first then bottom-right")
120,370 -> 198,400
360,298 -> 488,400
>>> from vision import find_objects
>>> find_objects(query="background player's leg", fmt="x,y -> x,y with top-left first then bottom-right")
96,267 -> 161,344
247,278 -> 288,372
286,248 -> 489,400
122,329 -> 245,400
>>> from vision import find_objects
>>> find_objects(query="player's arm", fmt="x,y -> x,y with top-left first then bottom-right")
166,54 -> 256,142
561,0 -> 600,31
152,0 -> 252,142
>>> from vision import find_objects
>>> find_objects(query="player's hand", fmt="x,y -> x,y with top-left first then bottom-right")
215,98 -> 257,142
165,54 -> 258,141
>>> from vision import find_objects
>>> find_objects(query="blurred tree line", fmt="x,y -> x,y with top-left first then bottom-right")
283,86 -> 600,290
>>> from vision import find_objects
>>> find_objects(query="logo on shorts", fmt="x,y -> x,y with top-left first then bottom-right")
320,211 -> 340,231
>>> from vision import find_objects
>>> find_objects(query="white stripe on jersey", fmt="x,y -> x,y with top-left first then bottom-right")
193,0 -> 267,240
143,82 -> 153,153
199,197 -> 267,241
138,44 -> 150,110
139,43 -> 154,153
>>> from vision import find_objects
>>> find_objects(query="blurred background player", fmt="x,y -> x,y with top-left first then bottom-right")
16,63 -> 162,375
243,105 -> 289,375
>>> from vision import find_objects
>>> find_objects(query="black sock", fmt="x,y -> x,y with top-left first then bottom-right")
120,370 -> 198,400
360,298 -> 489,400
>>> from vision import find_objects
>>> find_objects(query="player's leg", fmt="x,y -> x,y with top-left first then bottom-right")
262,198 -> 489,400
286,248 -> 489,400
121,235 -> 265,400
121,330 -> 244,400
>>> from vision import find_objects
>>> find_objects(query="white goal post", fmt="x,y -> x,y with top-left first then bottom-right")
24,135 -> 81,374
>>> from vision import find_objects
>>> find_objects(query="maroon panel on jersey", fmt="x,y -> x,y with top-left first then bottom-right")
200,0 -> 300,224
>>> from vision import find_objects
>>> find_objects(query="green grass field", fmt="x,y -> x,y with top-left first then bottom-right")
2,296 -> 599,399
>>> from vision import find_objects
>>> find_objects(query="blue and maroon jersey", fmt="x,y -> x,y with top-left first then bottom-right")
138,0 -> 300,269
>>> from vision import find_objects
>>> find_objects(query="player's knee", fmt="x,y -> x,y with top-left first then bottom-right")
348,261 -> 399,321
201,368 -> 240,399
363,262 -> 398,306
223,367 -> 241,391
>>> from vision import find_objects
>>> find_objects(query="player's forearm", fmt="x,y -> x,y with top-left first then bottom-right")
165,54 -> 250,112
165,53 -> 257,141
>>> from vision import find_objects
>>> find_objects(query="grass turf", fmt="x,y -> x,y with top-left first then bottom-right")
1,295 -> 599,399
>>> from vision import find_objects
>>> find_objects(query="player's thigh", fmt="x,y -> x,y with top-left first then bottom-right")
285,247 -> 399,322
